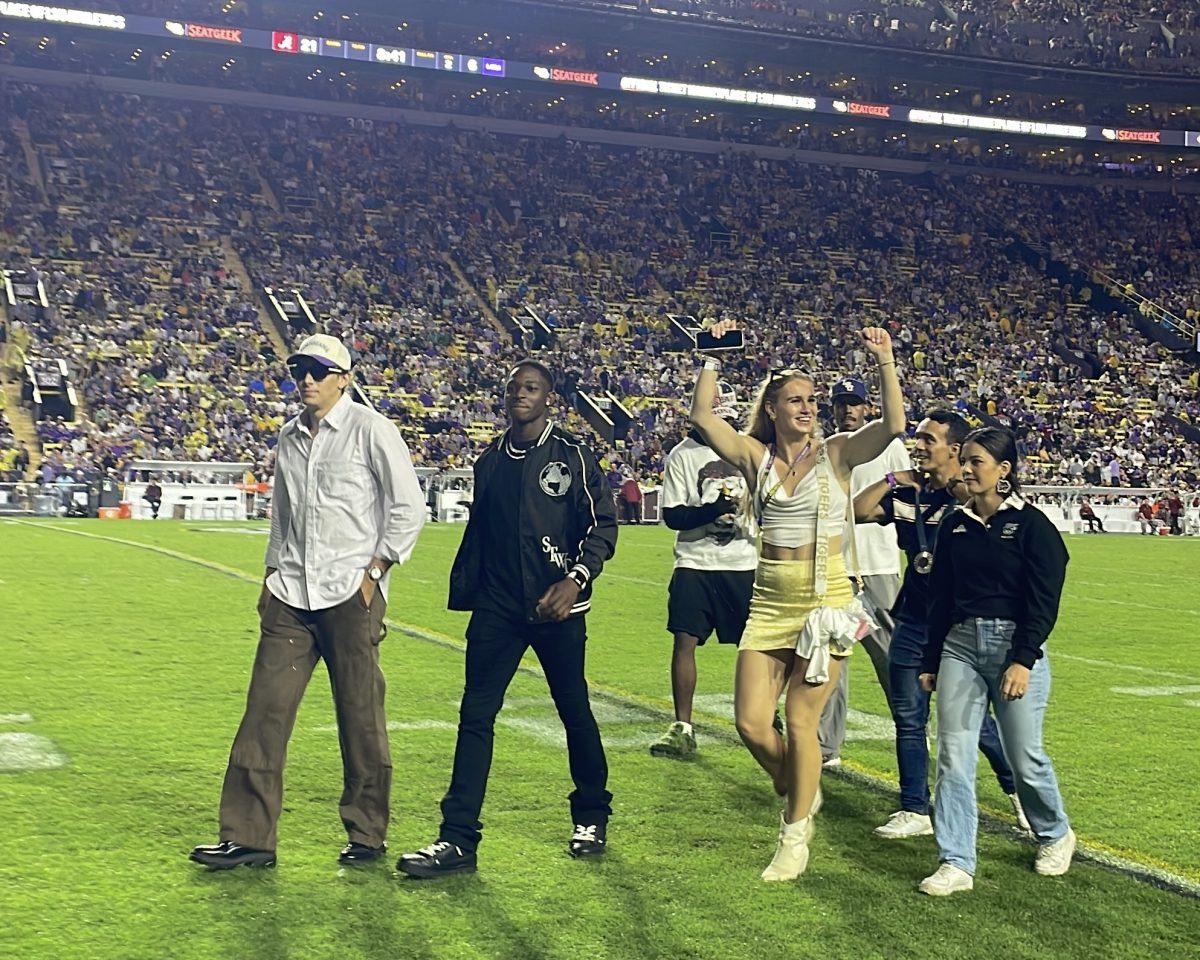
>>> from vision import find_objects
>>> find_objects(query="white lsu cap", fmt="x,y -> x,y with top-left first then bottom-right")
287,333 -> 353,371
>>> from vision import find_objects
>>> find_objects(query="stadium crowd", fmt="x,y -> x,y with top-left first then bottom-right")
1,82 -> 1197,497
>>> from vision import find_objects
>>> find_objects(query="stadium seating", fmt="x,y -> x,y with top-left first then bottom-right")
1,81 -> 1196,492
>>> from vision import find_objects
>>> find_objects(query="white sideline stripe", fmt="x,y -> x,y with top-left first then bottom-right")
602,572 -> 660,586
693,694 -> 894,742
314,719 -> 455,733
1110,685 -> 1200,698
11,519 -> 1199,899
501,697 -> 655,726
0,733 -> 68,772
1072,594 -> 1200,617
1056,654 -> 1200,684
1068,579 -> 1200,616
0,714 -> 35,724
495,715 -> 651,749
186,527 -> 270,536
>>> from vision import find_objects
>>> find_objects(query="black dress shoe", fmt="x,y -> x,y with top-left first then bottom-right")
339,841 -> 387,866
397,840 -> 477,879
189,841 -> 276,869
568,823 -> 607,859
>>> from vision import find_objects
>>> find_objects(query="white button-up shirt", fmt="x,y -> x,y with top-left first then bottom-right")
265,392 -> 426,611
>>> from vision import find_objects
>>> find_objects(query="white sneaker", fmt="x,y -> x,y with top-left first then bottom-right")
873,810 -> 934,839
821,756 -> 842,769
918,863 -> 974,896
1034,827 -> 1077,876
1008,793 -> 1032,832
761,812 -> 813,881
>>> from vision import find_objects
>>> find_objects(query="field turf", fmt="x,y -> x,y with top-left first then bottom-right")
0,519 -> 1197,960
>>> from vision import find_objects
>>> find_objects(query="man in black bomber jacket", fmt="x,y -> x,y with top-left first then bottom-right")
399,359 -> 618,879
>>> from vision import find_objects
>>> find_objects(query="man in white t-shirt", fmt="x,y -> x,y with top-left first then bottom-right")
650,382 -> 759,760
818,376 -> 908,766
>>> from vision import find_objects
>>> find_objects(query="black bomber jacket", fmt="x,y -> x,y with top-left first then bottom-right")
448,422 -> 618,622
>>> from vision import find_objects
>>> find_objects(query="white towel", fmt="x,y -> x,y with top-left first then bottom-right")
796,597 -> 878,684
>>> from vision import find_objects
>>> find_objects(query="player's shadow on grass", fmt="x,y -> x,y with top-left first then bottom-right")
185,867 -> 291,960
393,870 -> 562,960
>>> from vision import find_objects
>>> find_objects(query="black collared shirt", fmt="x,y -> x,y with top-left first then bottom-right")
924,495 -> 1069,673
878,483 -> 959,623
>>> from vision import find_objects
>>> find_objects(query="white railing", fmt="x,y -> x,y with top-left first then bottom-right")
1023,485 -> 1198,536
1091,269 -> 1196,341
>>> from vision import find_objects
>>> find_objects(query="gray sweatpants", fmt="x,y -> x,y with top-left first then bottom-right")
818,573 -> 900,762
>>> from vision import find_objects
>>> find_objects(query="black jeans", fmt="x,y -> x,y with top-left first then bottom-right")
439,610 -> 612,852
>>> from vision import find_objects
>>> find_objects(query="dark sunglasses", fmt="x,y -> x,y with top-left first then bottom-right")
288,361 -> 344,381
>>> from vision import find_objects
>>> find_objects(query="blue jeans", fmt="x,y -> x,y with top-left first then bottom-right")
889,617 -> 1016,815
933,618 -> 1070,875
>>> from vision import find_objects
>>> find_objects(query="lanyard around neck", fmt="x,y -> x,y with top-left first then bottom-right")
758,441 -> 813,510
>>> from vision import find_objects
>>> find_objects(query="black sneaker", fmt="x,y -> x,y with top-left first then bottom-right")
339,841 -> 387,866
397,840 -> 477,879
772,710 -> 785,735
568,823 -> 607,859
189,841 -> 276,870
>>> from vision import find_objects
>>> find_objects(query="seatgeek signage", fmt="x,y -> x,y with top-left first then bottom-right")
4,2 -> 1200,151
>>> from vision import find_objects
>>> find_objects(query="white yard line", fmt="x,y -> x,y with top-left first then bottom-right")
1056,653 -> 1200,684
0,732 -> 68,772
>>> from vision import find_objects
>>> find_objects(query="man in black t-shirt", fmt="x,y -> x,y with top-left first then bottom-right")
855,411 -> 1026,841
398,360 -> 618,879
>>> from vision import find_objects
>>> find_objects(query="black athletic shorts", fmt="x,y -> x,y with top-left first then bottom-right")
666,567 -> 756,646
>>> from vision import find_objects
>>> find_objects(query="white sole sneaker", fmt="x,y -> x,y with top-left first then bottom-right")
1035,827 -> 1077,876
874,811 -> 934,840
918,864 -> 974,896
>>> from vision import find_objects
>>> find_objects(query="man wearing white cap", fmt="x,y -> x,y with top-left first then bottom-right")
191,333 -> 426,870
650,380 -> 758,759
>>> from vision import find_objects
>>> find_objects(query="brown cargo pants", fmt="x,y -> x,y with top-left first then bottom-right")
217,586 -> 391,851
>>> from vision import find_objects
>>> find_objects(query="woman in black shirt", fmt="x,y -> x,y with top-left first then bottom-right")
917,428 -> 1074,896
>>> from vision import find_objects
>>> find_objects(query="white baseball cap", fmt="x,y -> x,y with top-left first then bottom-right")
287,333 -> 353,371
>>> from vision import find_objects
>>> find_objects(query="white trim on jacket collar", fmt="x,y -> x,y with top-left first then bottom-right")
961,493 -> 1026,526
501,421 -> 555,458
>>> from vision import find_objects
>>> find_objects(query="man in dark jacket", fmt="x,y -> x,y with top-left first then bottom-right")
399,359 -> 618,879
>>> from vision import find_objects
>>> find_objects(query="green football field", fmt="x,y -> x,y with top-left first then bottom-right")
1,518 -> 1197,960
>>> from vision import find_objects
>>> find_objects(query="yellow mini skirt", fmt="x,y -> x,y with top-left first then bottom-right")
739,556 -> 857,654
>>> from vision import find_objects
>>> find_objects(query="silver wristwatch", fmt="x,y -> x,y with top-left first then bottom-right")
367,565 -> 384,583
